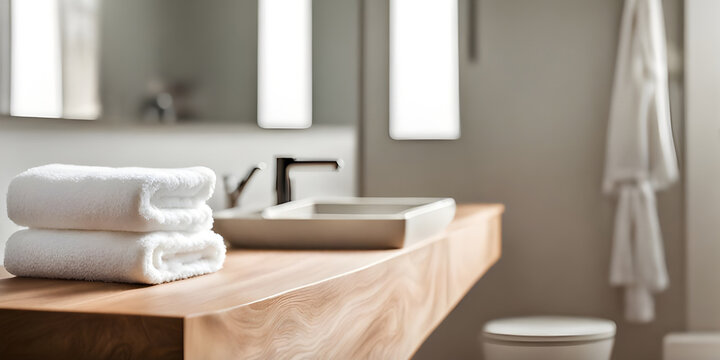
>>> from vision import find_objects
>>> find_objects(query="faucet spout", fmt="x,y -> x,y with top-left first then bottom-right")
275,157 -> 343,205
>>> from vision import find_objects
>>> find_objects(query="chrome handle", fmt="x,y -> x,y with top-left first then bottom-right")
224,163 -> 266,208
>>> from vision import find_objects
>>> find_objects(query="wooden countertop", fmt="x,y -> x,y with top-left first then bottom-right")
0,204 -> 503,359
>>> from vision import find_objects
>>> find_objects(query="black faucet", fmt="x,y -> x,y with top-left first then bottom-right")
275,157 -> 342,204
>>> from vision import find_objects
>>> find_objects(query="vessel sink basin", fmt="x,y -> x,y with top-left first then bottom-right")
213,197 -> 456,249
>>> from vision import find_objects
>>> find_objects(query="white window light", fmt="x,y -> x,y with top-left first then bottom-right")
10,0 -> 63,118
257,0 -> 312,129
390,0 -> 460,140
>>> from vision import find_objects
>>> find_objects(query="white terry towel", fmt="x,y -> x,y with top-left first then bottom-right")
7,164 -> 216,232
603,0 -> 678,323
3,229 -> 226,284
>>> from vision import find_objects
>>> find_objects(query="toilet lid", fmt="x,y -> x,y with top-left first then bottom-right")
483,316 -> 616,343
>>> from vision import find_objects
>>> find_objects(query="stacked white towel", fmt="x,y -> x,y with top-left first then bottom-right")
3,164 -> 226,284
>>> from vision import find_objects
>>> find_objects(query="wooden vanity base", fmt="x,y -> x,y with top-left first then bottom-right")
0,204 -> 503,359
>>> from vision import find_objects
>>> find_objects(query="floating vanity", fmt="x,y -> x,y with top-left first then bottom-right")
0,204 -> 503,359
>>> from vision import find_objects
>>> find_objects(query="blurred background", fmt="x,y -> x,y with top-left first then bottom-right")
0,0 -> 712,359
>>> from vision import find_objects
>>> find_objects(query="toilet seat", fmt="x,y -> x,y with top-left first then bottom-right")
483,316 -> 616,343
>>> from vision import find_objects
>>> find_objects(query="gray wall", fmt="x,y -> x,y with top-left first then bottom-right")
362,0 -> 684,359
685,0 -> 720,330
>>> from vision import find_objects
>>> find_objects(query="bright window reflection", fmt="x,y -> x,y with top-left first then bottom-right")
257,0 -> 312,129
10,0 -> 63,118
390,0 -> 460,140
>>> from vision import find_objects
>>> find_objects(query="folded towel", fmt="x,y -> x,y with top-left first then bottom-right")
7,164 -> 216,232
3,229 -> 226,284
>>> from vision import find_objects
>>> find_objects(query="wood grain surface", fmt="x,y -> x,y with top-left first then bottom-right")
0,204 -> 503,359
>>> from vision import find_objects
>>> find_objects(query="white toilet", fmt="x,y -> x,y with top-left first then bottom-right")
482,316 -> 616,360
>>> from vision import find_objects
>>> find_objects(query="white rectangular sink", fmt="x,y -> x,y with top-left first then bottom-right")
213,197 -> 456,249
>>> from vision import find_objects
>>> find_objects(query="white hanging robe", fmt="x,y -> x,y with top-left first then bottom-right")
603,0 -> 679,323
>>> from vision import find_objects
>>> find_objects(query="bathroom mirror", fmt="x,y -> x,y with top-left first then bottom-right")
0,0 -> 359,127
